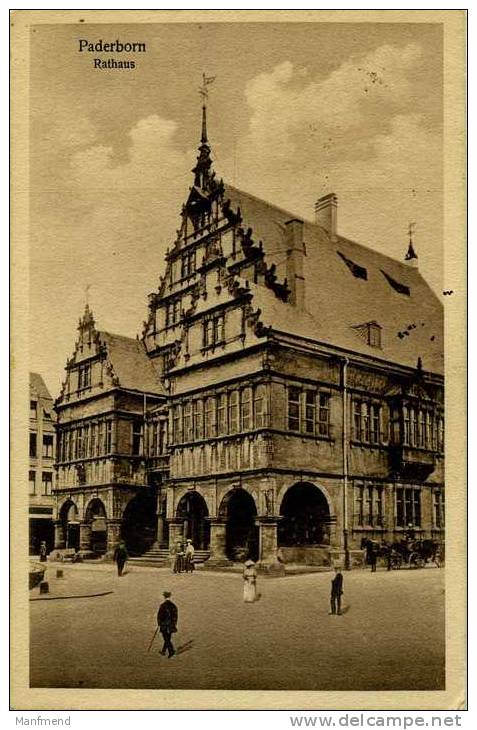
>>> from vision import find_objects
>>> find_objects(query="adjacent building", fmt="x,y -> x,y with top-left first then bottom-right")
52,105 -> 445,569
29,373 -> 56,554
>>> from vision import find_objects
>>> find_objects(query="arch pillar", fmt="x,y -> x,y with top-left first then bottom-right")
79,522 -> 92,551
54,520 -> 65,550
206,518 -> 228,565
256,516 -> 285,574
106,519 -> 122,552
167,518 -> 184,553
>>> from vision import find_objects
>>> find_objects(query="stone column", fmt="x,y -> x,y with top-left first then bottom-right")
53,520 -> 65,550
156,514 -> 166,548
207,518 -> 228,565
257,517 -> 285,574
79,522 -> 92,551
167,518 -> 184,553
106,519 -> 122,553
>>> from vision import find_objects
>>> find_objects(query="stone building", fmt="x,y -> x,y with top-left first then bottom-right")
53,307 -> 165,556
29,373 -> 56,554
53,106 -> 445,568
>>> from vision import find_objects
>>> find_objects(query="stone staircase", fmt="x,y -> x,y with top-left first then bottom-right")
128,547 -> 210,568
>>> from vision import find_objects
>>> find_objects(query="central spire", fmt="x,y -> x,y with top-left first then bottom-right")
201,103 -> 208,144
192,74 -> 216,192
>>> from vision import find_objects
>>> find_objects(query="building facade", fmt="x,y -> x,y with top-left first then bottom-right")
53,107 -> 445,569
29,373 -> 56,554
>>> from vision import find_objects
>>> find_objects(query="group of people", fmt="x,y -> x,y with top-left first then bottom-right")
172,539 -> 195,574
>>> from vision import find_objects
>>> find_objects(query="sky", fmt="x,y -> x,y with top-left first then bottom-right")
29,21 -> 443,396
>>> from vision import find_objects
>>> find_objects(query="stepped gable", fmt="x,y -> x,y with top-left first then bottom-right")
98,331 -> 165,395
222,184 -> 443,375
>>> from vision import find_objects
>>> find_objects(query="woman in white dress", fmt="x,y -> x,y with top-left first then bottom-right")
243,559 -> 257,603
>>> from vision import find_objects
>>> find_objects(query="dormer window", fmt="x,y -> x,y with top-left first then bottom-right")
351,321 -> 382,349
337,251 -> 367,280
381,269 -> 410,296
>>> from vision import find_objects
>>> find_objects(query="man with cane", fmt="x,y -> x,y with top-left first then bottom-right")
151,591 -> 178,658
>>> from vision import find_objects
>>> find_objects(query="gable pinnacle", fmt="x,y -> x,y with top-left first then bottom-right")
404,222 -> 418,263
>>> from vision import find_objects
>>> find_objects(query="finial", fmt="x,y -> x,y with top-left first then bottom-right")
405,222 -> 418,264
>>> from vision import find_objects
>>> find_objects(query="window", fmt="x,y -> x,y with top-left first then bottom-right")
42,472 -> 53,496
355,483 -> 385,527
181,249 -> 196,278
30,400 -> 37,419
217,394 -> 227,435
183,402 -> 193,442
434,490 -> 445,528
368,322 -> 382,348
193,400 -> 204,440
173,405 -> 182,444
203,312 -> 225,348
29,433 -> 37,458
229,391 -> 239,434
131,420 -> 141,455
337,251 -> 367,280
90,424 -> 96,457
29,470 -> 36,495
396,487 -> 421,527
304,391 -> 316,434
353,399 -> 381,444
204,397 -> 216,438
288,386 -> 301,431
165,299 -> 181,327
254,385 -> 266,428
241,388 -> 252,431
437,415 -> 444,452
78,363 -> 91,390
159,420 -> 168,454
380,270 -> 411,296
98,422 -> 104,455
76,428 -> 83,458
318,393 -> 331,437
43,435 -> 54,458
403,405 -> 437,449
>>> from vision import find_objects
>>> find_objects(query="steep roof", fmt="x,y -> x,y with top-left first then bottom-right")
30,372 -> 53,401
99,332 -> 165,395
223,184 -> 443,376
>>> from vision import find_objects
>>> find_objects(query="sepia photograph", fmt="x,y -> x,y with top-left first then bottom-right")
11,8 -> 466,711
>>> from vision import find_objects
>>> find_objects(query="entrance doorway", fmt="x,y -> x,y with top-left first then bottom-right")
121,490 -> 157,556
220,488 -> 258,561
278,482 -> 331,547
176,491 -> 210,549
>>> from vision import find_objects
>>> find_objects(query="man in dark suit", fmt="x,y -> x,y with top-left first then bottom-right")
157,591 -> 178,657
113,541 -> 128,576
329,567 -> 344,615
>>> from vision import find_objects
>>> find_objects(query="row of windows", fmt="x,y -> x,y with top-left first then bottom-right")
353,400 -> 381,444
165,299 -> 182,327
147,420 -> 168,457
287,387 -> 331,437
396,487 -> 422,528
181,249 -> 197,279
171,386 -> 267,444
403,406 -> 444,451
58,421 -> 113,461
29,433 -> 54,458
29,470 -> 52,496
355,485 -> 429,529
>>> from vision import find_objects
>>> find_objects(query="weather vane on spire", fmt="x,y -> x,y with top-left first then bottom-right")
199,73 -> 216,102
405,222 -> 418,262
84,283 -> 92,306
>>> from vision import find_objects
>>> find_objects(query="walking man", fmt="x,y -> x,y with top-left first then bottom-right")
369,545 -> 377,573
157,591 -> 178,658
329,566 -> 343,615
113,540 -> 128,577
185,539 -> 195,573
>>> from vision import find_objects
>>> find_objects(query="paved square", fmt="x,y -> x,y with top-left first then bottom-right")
30,564 -> 445,691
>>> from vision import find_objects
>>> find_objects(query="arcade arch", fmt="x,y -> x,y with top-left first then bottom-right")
176,491 -> 210,549
84,498 -> 108,554
219,487 -> 258,561
278,482 -> 332,547
121,490 -> 157,556
59,500 -> 80,551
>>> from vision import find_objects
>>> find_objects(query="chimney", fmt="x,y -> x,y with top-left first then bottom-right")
285,218 -> 305,308
315,193 -> 338,238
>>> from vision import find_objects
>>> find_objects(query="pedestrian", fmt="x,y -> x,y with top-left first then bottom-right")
369,546 -> 377,573
243,559 -> 258,603
113,540 -> 128,577
39,541 -> 47,563
173,541 -> 185,573
157,590 -> 178,658
184,539 -> 195,573
329,566 -> 343,615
